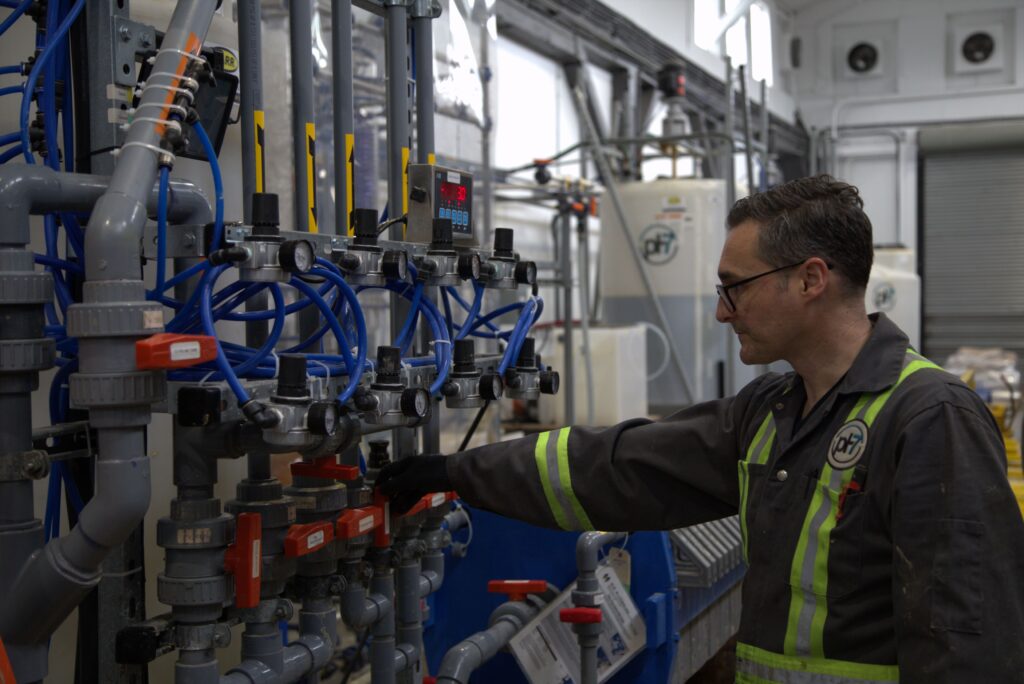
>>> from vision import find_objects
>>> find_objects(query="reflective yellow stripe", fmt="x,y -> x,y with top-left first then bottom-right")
783,352 -> 942,657
557,427 -> 595,530
533,428 -> 594,530
534,431 -> 569,530
738,643 -> 899,683
740,412 -> 776,561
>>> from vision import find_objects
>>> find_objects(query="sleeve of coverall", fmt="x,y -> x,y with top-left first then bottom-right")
891,390 -> 1024,684
446,375 -> 772,531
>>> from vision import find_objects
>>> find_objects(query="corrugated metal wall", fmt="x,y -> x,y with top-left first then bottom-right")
923,149 -> 1024,363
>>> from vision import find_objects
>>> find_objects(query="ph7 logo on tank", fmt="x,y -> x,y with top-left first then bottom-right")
639,224 -> 679,265
827,419 -> 868,469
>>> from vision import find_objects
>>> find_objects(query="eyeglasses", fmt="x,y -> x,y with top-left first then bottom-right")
716,260 -> 831,313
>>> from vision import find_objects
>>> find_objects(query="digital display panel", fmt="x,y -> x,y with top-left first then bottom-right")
440,181 -> 467,204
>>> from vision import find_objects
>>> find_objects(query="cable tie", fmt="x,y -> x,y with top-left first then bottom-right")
270,350 -> 280,378
123,116 -> 181,134
112,141 -> 172,158
133,101 -> 189,119
198,370 -> 216,386
309,358 -> 332,400
147,71 -> 199,92
153,47 -> 207,65
138,82 -> 195,104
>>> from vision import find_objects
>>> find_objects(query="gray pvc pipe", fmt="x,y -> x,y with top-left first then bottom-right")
573,532 -> 624,684
0,428 -> 151,643
413,12 -> 434,163
370,560 -> 398,684
0,0 -> 216,648
332,0 -> 354,232
0,166 -> 209,248
289,0 -> 315,234
386,1 -> 409,227
84,0 -> 215,281
238,0 -> 264,221
340,579 -> 391,628
221,633 -> 331,684
436,600 -> 540,684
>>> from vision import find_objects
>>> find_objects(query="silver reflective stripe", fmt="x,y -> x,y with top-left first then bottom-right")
737,657 -> 898,684
543,427 -> 586,530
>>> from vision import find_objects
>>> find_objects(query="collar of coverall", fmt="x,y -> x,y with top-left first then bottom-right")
830,312 -> 910,396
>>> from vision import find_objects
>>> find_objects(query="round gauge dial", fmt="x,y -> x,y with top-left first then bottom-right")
279,239 -> 316,273
479,372 -> 503,401
382,250 -> 409,281
400,387 -> 431,419
308,401 -> 339,436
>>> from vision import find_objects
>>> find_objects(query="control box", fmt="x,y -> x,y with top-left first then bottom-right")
407,164 -> 474,245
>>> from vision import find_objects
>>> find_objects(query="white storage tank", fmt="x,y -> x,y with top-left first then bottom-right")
599,179 -> 729,410
866,247 -> 921,349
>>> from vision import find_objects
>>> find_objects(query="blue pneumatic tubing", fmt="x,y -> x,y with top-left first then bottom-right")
191,119 -> 225,249
454,282 -> 485,341
395,280 -> 424,352
0,144 -> 22,163
19,0 -> 85,163
497,298 -> 539,375
0,0 -> 31,39
289,274 -> 366,402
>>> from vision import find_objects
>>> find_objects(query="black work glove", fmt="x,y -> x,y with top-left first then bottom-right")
376,455 -> 452,516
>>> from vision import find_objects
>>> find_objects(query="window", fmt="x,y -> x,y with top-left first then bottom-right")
694,0 -> 721,53
692,0 -> 774,86
750,2 -> 773,86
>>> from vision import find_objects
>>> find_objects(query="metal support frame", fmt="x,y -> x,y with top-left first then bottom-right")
570,85 -> 697,404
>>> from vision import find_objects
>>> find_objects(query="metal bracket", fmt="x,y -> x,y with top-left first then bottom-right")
0,421 -> 96,481
0,449 -> 49,481
113,18 -> 157,87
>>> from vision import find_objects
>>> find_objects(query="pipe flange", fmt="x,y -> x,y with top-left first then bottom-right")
173,621 -> 232,651
70,370 -> 166,408
233,478 -> 285,502
0,338 -> 55,373
0,271 -> 53,305
156,513 -> 233,549
283,484 -> 347,515
225,498 -> 296,529
66,301 -> 165,338
168,497 -> 223,522
157,573 -> 230,607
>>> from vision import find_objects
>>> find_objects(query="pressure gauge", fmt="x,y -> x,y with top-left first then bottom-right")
279,239 -> 316,274
515,260 -> 537,286
479,372 -> 503,401
458,253 -> 481,281
382,250 -> 409,281
400,387 -> 431,420
308,401 -> 339,436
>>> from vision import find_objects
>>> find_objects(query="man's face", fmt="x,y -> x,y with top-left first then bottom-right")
715,220 -> 800,365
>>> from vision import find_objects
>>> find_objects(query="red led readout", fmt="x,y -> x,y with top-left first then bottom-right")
440,181 -> 467,203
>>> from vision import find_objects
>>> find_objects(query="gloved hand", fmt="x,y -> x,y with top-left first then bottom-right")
376,455 -> 452,516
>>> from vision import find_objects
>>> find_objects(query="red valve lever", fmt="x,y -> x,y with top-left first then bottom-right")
487,579 -> 549,601
559,607 -> 603,624
336,506 -> 384,540
135,333 -> 217,370
223,512 -> 262,609
400,491 -> 458,518
423,678 -> 437,684
0,636 -> 16,684
290,456 -> 360,481
373,491 -> 392,548
284,521 -> 334,558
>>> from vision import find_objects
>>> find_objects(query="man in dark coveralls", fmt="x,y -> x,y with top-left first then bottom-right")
378,175 -> 1024,683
